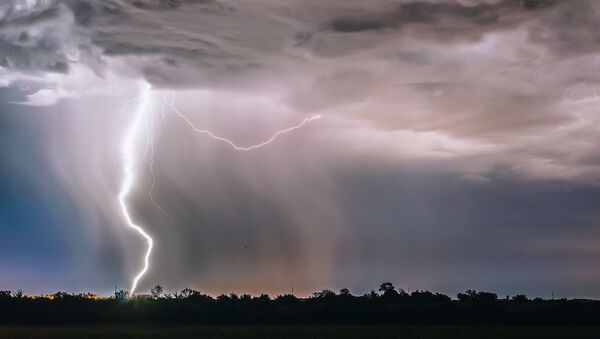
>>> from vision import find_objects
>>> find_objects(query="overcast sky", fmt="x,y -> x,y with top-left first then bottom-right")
2,0 -> 600,298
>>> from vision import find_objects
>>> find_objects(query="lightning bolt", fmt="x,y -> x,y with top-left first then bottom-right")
118,89 -> 320,295
118,84 -> 154,295
168,93 -> 321,151
147,129 -> 174,220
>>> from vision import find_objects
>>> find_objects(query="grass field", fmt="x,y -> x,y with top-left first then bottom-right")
1,325 -> 600,339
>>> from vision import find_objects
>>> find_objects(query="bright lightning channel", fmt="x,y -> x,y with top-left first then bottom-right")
119,89 -> 321,295
118,84 -> 154,295
168,93 -> 321,151
147,129 -> 174,220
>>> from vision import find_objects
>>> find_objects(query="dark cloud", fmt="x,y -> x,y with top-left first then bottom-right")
328,18 -> 388,33
0,6 -> 60,28
130,0 -> 218,10
529,0 -> 600,56
67,1 -> 106,26
0,1 -> 71,73
66,0 -> 224,27
0,37 -> 69,72
0,0 -> 594,79
323,0 -> 561,37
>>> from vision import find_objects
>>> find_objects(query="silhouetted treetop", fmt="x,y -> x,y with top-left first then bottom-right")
0,284 -> 597,326
457,290 -> 498,303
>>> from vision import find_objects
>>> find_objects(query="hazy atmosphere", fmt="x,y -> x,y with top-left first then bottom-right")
2,0 -> 600,299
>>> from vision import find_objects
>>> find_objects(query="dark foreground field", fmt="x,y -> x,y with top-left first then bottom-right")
1,325 -> 600,339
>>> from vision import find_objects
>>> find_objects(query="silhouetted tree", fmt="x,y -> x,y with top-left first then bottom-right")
512,294 -> 529,302
276,294 -> 300,304
411,290 -> 432,302
379,282 -> 402,299
364,290 -> 379,299
150,284 -> 164,299
180,288 -> 198,299
2,283 -> 600,326
457,290 -> 498,303
312,289 -> 336,299
410,290 -> 451,303
255,294 -> 270,303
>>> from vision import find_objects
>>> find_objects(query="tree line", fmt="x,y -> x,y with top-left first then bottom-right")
1,283 -> 599,325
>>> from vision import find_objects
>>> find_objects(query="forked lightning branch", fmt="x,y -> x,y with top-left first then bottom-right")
118,85 -> 321,294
